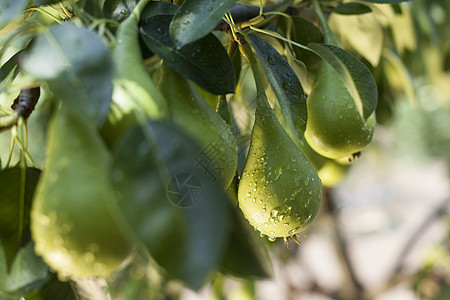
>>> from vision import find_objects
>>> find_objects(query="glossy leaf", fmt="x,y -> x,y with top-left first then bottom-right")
0,0 -> 27,29
170,0 -> 237,48
249,33 -> 307,138
103,0 -> 138,21
20,23 -> 113,125
307,43 -> 377,120
112,121 -> 231,289
141,1 -> 178,19
0,241 -> 49,297
0,167 -> 41,271
140,14 -> 234,94
334,2 -> 372,15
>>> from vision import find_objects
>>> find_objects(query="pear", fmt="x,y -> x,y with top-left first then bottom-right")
304,62 -> 376,159
238,94 -> 322,239
158,62 -> 237,188
31,106 -> 134,280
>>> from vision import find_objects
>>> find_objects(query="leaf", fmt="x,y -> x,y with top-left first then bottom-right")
329,10 -> 383,66
307,43 -> 377,120
140,14 -> 234,95
20,23 -> 113,125
360,0 -> 413,3
0,241 -> 49,297
277,16 -> 323,70
140,1 -> 178,19
248,34 -> 307,138
219,209 -> 271,278
0,167 -> 41,271
169,0 -> 237,48
0,52 -> 20,93
24,274 -> 77,300
103,0 -> 138,21
333,2 -> 372,15
112,121 -> 231,290
0,0 -> 28,29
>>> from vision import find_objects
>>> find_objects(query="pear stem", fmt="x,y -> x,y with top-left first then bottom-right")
312,0 -> 340,47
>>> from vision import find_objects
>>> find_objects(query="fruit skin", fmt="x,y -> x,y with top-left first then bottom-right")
238,95 -> 322,238
158,63 -> 237,188
102,0 -> 167,146
304,62 -> 376,159
31,106 -> 134,280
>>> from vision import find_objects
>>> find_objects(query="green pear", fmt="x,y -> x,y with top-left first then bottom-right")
158,62 -> 237,188
31,106 -> 134,280
238,94 -> 322,239
304,62 -> 376,159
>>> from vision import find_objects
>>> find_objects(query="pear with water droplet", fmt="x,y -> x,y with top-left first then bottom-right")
304,62 -> 376,159
238,94 -> 322,238
158,62 -> 237,188
31,106 -> 134,280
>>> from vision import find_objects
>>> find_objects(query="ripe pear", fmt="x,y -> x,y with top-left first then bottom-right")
158,62 -> 237,188
238,94 -> 322,239
304,62 -> 376,159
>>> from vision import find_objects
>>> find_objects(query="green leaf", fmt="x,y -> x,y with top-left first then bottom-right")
249,34 -> 307,138
140,1 -> 178,19
0,0 -> 27,29
360,0 -> 413,3
103,0 -> 138,21
20,23 -> 113,125
219,209 -> 271,278
0,52 -> 20,93
333,2 -> 372,15
24,274 -> 77,300
0,241 -> 49,297
112,121 -> 231,290
277,16 -> 323,70
0,167 -> 41,271
170,0 -> 237,49
307,43 -> 377,120
140,14 -> 235,95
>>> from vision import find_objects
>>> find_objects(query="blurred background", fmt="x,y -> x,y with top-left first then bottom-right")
182,0 -> 450,299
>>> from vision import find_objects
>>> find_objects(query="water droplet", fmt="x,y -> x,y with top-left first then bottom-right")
268,57 -> 275,65
303,176 -> 310,186
338,113 -> 344,119
260,232 -> 265,237
347,103 -> 354,109
246,192 -> 251,197
120,9 -> 128,15
252,198 -> 256,202
268,236 -> 276,242
274,167 -> 282,181
207,6 -> 213,11
330,101 -> 335,106
305,214 -> 312,222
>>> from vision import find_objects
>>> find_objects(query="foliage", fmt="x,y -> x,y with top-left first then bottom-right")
0,0 -> 448,298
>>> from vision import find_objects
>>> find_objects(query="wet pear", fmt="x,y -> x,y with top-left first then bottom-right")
238,95 -> 322,239
304,62 -> 376,159
31,106 -> 134,280
158,62 -> 237,188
